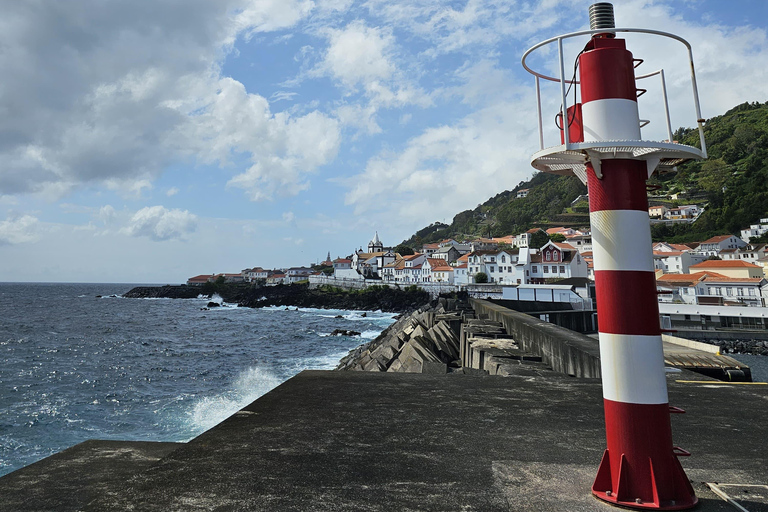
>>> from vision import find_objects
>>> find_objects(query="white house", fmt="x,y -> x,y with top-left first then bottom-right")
695,276 -> 767,307
466,249 -> 522,284
526,242 -> 588,284
285,267 -> 312,283
652,250 -> 708,274
515,228 -> 543,249
566,233 -> 592,254
719,244 -> 768,264
516,188 -> 530,198
453,263 -> 469,285
396,254 -> 426,283
430,263 -> 455,284
695,234 -> 747,256
242,267 -> 269,282
333,258 -> 352,271
741,218 -> 768,243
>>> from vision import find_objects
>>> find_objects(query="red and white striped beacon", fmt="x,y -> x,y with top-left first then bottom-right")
522,3 -> 708,510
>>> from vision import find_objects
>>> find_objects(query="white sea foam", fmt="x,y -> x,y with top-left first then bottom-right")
186,367 -> 281,434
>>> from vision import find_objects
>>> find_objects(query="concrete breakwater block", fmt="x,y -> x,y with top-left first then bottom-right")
338,300 -> 466,374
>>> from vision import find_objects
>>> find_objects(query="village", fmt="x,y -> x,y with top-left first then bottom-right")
186,212 -> 768,316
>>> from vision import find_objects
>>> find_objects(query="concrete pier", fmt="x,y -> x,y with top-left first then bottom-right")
2,369 -> 767,511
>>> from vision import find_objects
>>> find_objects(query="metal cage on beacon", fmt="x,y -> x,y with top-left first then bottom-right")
521,28 -> 707,185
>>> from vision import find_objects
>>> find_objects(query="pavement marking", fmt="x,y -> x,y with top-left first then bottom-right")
675,380 -> 767,385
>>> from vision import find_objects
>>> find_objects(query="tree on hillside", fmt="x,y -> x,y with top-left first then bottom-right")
497,242 -> 513,252
550,233 -> 567,243
474,272 -> 489,283
750,232 -> 768,244
530,230 -> 550,249
394,243 -> 415,256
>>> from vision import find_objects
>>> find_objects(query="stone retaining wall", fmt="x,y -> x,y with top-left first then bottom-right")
470,299 -> 602,378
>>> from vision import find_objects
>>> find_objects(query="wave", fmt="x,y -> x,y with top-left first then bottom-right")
185,367 -> 282,434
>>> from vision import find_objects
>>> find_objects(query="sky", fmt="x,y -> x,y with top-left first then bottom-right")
1,0 -> 768,283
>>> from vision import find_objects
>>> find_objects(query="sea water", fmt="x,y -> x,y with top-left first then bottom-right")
0,283 -> 395,476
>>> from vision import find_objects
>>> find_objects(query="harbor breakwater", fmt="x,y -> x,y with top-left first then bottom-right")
335,298 -> 555,377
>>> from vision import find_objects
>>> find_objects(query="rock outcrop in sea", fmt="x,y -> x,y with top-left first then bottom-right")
123,283 -> 431,314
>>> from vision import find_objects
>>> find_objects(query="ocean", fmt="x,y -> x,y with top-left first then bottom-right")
0,283 -> 396,477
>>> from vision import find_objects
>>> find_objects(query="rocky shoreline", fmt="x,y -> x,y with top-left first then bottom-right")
123,283 -> 431,314
718,339 -> 768,356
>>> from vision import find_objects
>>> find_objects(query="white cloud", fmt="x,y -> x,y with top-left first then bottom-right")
0,0 -> 336,202
98,205 -> 117,226
188,78 -> 341,200
282,211 -> 296,223
315,20 -> 431,109
122,206 -> 198,242
0,215 -> 40,245
166,187 -> 179,197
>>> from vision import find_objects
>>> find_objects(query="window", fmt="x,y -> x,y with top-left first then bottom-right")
543,266 -> 549,273
749,288 -> 756,296
737,288 -> 743,296
553,251 -> 560,261
490,266 -> 495,273
532,266 -> 537,273
726,288 -> 732,296
501,255 -> 506,263
560,266 -> 565,274
545,251 -> 551,261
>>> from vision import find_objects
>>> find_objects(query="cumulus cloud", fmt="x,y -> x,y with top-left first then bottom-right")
166,187 -> 179,197
122,206 -> 198,241
0,215 -> 40,245
0,0 -> 337,202
315,20 -> 431,110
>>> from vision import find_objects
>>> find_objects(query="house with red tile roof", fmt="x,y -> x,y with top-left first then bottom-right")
186,274 -> 214,285
689,260 -> 764,279
696,234 -> 746,256
527,241 -> 588,284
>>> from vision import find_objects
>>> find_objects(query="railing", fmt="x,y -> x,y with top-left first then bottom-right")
521,27 -> 707,158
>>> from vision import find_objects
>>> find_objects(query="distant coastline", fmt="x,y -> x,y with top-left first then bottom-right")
123,282 -> 432,314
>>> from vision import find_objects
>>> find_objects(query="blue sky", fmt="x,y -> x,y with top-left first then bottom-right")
1,0 -> 767,283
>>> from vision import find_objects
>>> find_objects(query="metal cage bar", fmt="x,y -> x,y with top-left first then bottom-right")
522,27 -> 707,157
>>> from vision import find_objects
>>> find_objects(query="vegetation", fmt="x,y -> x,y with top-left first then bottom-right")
530,230 -> 550,249
394,243 -> 415,256
474,272 -> 488,283
649,101 -> 768,243
549,233 -> 566,243
401,101 -> 768,248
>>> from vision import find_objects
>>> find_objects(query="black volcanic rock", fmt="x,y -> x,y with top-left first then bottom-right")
124,283 -> 430,314
123,286 -> 202,299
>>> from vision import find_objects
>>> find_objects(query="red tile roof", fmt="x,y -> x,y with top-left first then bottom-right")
701,234 -> 735,244
690,260 -> 761,269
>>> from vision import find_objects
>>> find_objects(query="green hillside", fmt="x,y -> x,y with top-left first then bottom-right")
402,101 -> 768,248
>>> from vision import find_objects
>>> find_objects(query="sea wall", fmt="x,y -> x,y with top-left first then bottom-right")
469,298 -> 601,378
336,298 -> 568,377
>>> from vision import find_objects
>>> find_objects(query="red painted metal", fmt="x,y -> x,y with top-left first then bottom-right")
587,160 -> 648,212
579,38 -> 637,103
592,401 -> 696,509
593,270 -> 661,336
558,103 -> 584,144
581,31 -> 697,510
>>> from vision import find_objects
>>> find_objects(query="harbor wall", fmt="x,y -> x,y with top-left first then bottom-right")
470,298 -> 602,378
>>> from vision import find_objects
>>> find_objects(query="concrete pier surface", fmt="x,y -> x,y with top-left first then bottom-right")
2,369 -> 767,511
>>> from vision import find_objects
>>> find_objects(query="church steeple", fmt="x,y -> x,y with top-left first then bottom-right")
368,231 -> 383,253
